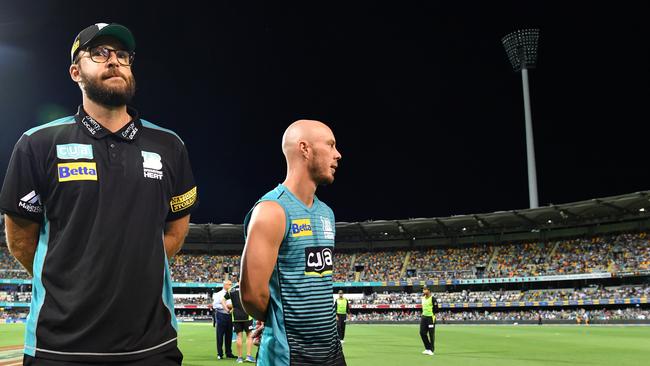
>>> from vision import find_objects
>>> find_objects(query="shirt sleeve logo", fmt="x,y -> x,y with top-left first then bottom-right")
142,151 -> 164,180
304,246 -> 333,276
57,162 -> 98,182
56,144 -> 93,160
18,190 -> 43,213
290,219 -> 313,237
170,186 -> 197,212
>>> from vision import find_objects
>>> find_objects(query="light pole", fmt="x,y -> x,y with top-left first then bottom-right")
502,29 -> 540,208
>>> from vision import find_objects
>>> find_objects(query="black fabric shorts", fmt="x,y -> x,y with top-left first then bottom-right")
233,320 -> 254,334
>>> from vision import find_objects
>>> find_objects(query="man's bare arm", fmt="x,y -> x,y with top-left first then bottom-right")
164,215 -> 190,260
239,201 -> 285,321
4,214 -> 40,276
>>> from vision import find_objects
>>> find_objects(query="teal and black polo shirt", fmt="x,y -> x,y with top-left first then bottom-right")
0,105 -> 198,362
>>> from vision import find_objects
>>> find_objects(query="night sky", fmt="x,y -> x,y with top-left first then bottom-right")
0,1 -> 648,224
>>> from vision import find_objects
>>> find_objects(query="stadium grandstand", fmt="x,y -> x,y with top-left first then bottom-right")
2,191 -> 649,325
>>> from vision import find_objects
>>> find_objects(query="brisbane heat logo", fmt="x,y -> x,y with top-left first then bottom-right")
142,151 -> 163,180
304,247 -> 333,276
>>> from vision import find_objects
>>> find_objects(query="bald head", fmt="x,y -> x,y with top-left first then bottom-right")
281,119 -> 341,185
282,120 -> 332,158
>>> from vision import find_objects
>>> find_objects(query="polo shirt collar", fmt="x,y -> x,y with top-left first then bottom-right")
75,105 -> 142,141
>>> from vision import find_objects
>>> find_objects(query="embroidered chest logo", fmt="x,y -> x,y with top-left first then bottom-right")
56,144 -> 93,160
320,216 -> 335,240
57,162 -> 98,182
304,247 -> 333,276
141,151 -> 163,180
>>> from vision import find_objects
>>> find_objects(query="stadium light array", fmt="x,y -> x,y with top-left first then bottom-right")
502,29 -> 541,209
502,29 -> 539,72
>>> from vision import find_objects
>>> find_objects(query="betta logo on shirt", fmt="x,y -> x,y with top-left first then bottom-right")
291,219 -> 313,237
57,162 -> 98,182
304,247 -> 333,276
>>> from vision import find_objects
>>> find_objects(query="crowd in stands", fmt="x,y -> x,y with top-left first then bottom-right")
349,308 -> 650,322
353,233 -> 649,281
333,252 -> 355,282
0,291 -> 31,303
485,242 -> 552,278
611,232 -> 650,272
173,295 -> 210,305
4,285 -> 646,308
349,311 -> 420,322
433,285 -> 650,303
545,238 -> 613,275
351,285 -> 650,305
2,233 -> 649,282
0,308 -> 29,320
409,245 -> 491,281
1,246 -> 30,279
355,250 -> 409,281
355,292 -> 421,305
520,285 -> 650,302
168,254 -> 241,283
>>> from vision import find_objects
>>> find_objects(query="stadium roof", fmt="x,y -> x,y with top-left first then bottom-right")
186,190 -> 650,245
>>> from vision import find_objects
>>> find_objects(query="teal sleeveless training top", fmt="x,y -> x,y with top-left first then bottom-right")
244,184 -> 346,366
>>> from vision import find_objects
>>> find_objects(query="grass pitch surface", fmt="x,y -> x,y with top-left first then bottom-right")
1,323 -> 648,365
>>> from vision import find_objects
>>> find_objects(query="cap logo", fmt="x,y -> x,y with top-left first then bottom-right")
71,38 -> 80,58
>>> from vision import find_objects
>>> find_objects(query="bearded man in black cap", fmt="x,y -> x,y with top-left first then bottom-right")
0,23 -> 198,365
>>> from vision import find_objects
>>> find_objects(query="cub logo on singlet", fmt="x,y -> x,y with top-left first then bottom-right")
304,246 -> 333,276
291,219 -> 313,237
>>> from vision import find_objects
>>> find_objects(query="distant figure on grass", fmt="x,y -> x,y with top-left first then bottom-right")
420,287 -> 438,356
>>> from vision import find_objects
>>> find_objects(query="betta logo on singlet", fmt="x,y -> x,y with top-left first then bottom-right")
291,219 -> 313,237
57,162 -> 98,182
304,247 -> 333,276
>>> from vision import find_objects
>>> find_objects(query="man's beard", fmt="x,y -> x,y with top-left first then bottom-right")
308,160 -> 334,186
79,67 -> 136,107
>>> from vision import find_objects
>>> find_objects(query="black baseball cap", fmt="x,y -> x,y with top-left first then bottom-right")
71,23 -> 135,62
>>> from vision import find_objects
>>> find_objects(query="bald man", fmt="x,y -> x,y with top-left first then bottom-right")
240,120 -> 346,366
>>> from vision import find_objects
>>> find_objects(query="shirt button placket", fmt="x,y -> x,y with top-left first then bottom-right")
109,141 -> 117,161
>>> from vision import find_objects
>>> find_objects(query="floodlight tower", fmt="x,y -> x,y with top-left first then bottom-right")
502,29 -> 540,208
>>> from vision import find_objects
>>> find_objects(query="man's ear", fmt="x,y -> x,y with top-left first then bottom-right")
70,63 -> 82,82
299,141 -> 310,160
